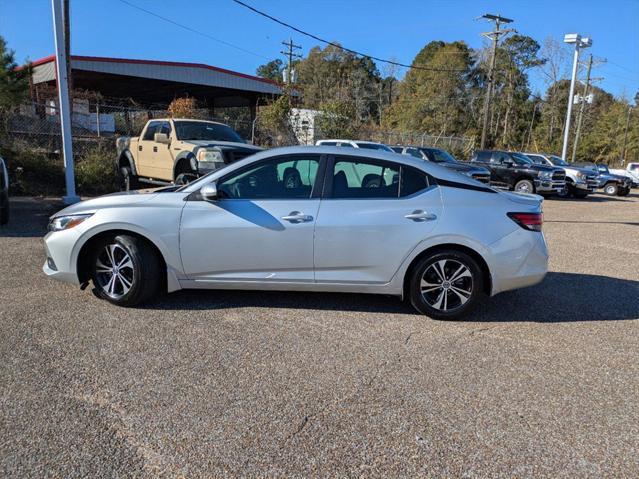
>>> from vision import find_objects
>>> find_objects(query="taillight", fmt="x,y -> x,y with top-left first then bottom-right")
507,212 -> 543,232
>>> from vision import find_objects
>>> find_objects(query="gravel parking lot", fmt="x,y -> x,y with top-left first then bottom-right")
1,193 -> 638,478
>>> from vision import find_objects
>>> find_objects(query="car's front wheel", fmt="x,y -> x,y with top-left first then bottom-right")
408,250 -> 484,320
514,179 -> 534,194
91,234 -> 162,306
603,183 -> 618,196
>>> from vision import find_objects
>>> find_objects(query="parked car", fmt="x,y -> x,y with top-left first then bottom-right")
116,118 -> 262,190
523,152 -> 598,198
574,162 -> 632,196
470,150 -> 566,195
392,145 -> 491,184
609,162 -> 639,187
43,146 -> 548,320
0,155 -> 8,225
315,139 -> 395,152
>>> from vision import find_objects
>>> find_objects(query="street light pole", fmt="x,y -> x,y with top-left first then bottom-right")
561,33 -> 592,161
51,0 -> 79,204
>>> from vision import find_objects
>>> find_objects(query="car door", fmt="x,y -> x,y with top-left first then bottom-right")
490,152 -> 513,187
137,121 -> 161,178
153,120 -> 174,181
179,154 -> 323,283
314,155 -> 442,284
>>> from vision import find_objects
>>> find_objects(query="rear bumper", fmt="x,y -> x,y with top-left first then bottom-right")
487,228 -> 549,296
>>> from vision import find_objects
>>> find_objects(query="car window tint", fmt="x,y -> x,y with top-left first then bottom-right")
142,121 -> 161,141
332,158 -> 399,199
475,151 -> 490,162
400,166 -> 430,197
217,156 -> 320,199
158,121 -> 171,136
320,141 -> 337,146
337,142 -> 354,147
406,148 -> 422,159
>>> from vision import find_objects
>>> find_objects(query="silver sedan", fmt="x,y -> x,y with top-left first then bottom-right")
43,146 -> 548,320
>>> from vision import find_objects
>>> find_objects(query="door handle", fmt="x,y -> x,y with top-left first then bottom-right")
405,210 -> 437,221
281,211 -> 313,223
153,146 -> 158,152
138,145 -> 142,151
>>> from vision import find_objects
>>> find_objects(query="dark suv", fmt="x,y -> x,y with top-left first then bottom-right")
391,145 -> 491,184
470,150 -> 565,195
574,162 -> 631,196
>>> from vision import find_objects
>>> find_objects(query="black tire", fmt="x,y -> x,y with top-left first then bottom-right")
175,172 -> 198,185
514,179 -> 535,194
556,184 -> 572,198
603,183 -> 618,196
408,250 -> 484,320
90,234 -> 162,307
617,187 -> 630,197
0,192 -> 9,225
119,166 -> 138,192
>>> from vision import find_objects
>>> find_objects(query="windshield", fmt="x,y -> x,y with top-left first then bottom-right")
549,155 -> 569,167
355,142 -> 394,152
424,148 -> 457,163
174,121 -> 245,143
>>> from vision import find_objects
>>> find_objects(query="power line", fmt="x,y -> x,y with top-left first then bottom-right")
117,0 -> 270,60
230,0 -> 469,73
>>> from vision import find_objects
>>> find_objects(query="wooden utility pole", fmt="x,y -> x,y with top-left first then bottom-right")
281,39 -> 301,90
620,105 -> 633,166
479,14 -> 514,149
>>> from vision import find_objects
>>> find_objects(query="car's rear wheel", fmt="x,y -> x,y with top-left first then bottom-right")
119,166 -> 138,191
91,234 -> 162,306
603,183 -> 618,196
408,250 -> 484,320
514,179 -> 534,194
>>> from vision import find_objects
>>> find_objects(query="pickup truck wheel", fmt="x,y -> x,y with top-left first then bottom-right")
514,179 -> 534,194
175,172 -> 198,185
617,187 -> 630,197
91,234 -> 162,307
556,184 -> 572,198
409,250 -> 484,320
119,166 -> 138,191
603,183 -> 618,196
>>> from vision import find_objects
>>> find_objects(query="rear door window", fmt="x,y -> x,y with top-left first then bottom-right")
400,166 -> 430,197
331,158 -> 399,198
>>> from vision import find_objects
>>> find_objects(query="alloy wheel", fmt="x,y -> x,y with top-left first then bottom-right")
95,244 -> 135,299
420,259 -> 473,312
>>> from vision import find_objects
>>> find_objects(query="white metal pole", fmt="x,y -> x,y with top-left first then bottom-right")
51,0 -> 79,204
561,44 -> 580,161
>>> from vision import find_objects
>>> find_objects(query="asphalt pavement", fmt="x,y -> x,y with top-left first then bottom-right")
1,193 -> 638,478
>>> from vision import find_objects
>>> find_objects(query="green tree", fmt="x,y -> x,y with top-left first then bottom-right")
0,36 -> 29,109
256,59 -> 284,82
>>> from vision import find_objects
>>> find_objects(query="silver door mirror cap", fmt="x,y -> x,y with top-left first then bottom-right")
154,133 -> 170,144
200,182 -> 218,201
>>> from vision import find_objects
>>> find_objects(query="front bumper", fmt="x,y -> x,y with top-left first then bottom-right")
535,179 -> 566,194
42,230 -> 81,286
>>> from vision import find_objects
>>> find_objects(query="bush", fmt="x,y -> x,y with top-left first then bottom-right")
1,147 -> 65,196
75,144 -> 118,195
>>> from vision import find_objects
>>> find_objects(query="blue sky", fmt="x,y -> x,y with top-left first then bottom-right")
2,0 -> 638,98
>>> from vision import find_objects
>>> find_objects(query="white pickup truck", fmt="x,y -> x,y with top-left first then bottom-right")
116,118 -> 262,190
610,163 -> 639,188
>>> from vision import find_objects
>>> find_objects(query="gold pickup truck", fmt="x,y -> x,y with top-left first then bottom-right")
116,118 -> 262,190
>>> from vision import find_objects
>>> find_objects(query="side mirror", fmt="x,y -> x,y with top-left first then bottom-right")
200,182 -> 218,201
154,132 -> 170,144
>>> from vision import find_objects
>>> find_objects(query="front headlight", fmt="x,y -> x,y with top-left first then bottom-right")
196,149 -> 224,164
576,172 -> 585,180
539,171 -> 552,179
48,214 -> 93,232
